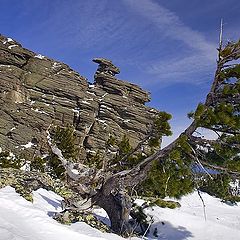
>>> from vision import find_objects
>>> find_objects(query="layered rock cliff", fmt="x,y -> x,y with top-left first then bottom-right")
0,35 -> 159,162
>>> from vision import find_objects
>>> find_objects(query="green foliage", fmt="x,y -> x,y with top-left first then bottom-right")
143,197 -> 180,208
138,135 -> 196,198
219,40 -> 240,58
130,203 -> 151,234
86,150 -> 103,169
48,154 -> 66,179
202,134 -> 240,171
148,137 -> 160,148
149,112 -> 172,148
105,131 -> 194,199
189,42 -> 240,137
199,173 -> 240,203
117,135 -> 132,156
223,195 -> 240,203
153,199 -> 180,209
137,158 -> 194,199
0,151 -> 23,169
226,158 -> 240,172
111,135 -> 144,171
48,125 -> 78,179
29,125 -> 79,179
30,157 -> 46,172
214,103 -> 238,128
191,102 -> 239,131
154,111 -> 172,136
176,135 -> 192,154
53,125 -> 78,160
194,103 -> 206,121
106,135 -> 116,146
200,174 -> 231,200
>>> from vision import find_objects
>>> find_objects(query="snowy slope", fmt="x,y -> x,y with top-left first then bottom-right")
0,186 -> 128,240
146,192 -> 240,240
0,186 -> 240,240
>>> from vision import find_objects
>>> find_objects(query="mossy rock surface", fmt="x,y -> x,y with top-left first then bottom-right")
0,168 -> 78,201
141,196 -> 181,209
54,210 -> 111,233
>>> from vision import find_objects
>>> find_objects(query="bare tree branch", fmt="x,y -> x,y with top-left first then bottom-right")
200,160 -> 240,176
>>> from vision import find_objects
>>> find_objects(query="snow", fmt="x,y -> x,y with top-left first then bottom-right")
0,64 -> 11,68
21,142 -> 34,149
86,149 -> 96,154
0,186 -> 240,240
102,93 -> 108,98
0,187 -> 108,240
31,108 -> 49,115
145,192 -> 240,240
97,119 -> 107,124
7,38 -> 14,42
86,91 -> 96,96
2,38 -> 14,44
52,62 -> 61,69
8,45 -> 18,49
71,169 -> 80,174
34,54 -> 45,59
42,153 -> 49,159
100,104 -> 112,110
20,161 -> 31,171
72,108 -> 81,117
82,100 -> 91,105
193,128 -> 219,140
6,152 -> 16,160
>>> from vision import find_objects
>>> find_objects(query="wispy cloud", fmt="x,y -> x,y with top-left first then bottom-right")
122,0 -> 218,85
36,1 -> 138,51
145,55 -> 215,85
122,0 -> 216,57
19,0 -> 219,86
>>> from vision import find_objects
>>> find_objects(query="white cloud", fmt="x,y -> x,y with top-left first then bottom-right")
145,54 -> 215,85
24,0 -> 219,86
122,0 -> 218,85
38,1 -> 137,50
123,0 -> 216,57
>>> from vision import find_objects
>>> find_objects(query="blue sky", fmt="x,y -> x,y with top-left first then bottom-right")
1,0 -> 240,141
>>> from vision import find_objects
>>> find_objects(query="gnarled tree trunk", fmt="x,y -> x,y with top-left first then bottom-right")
93,189 -> 132,235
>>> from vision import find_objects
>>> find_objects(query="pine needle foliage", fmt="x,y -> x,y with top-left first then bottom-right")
48,125 -> 78,179
0,151 -> 22,169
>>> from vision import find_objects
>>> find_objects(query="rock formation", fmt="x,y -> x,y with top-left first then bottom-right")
0,35 -> 159,162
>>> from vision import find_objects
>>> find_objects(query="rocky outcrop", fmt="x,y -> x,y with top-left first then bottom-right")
0,35 -> 159,162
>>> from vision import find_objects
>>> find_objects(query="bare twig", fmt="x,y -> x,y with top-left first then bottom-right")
197,189 -> 207,221
219,18 -> 223,52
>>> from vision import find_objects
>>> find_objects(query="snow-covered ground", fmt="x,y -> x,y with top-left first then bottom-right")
0,186 -> 240,240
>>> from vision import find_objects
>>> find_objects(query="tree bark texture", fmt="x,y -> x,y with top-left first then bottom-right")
93,189 -> 132,235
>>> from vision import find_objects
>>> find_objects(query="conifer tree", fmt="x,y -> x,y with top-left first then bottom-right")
48,39 -> 240,235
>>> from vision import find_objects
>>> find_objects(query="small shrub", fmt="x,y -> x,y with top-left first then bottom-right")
0,151 -> 23,169
30,157 -> 46,172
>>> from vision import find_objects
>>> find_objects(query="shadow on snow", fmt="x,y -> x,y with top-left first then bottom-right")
148,221 -> 193,240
